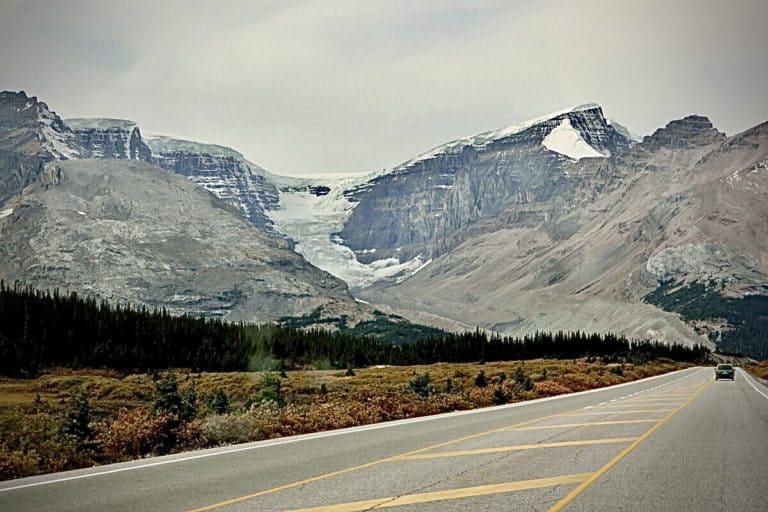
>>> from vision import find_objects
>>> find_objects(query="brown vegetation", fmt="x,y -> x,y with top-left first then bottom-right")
0,359 -> 689,480
744,361 -> 768,380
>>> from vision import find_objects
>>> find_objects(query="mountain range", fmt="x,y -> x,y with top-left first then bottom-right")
1,90 -> 766,357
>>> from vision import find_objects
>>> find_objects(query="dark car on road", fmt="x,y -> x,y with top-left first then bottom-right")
715,364 -> 735,381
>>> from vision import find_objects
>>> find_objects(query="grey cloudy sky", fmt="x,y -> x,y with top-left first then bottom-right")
1,0 -> 767,175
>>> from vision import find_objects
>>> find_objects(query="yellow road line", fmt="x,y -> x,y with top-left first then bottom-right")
398,438 -> 637,460
285,473 -> 592,512
589,404 -> 674,409
547,379 -> 712,512
505,419 -> 657,431
627,399 -> 684,404
566,410 -> 670,416
654,387 -> 699,395
632,394 -> 691,403
185,410 -> 572,512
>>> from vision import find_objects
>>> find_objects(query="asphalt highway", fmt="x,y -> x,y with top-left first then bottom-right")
1,366 -> 766,511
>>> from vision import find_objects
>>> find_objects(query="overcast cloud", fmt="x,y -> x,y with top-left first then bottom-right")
1,0 -> 767,174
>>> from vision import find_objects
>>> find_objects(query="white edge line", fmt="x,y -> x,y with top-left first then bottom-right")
738,368 -> 768,401
0,367 -> 699,493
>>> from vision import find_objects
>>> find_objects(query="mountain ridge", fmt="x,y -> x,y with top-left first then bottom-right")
2,89 -> 766,355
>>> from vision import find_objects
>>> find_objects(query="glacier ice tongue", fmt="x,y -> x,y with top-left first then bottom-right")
267,179 -> 430,290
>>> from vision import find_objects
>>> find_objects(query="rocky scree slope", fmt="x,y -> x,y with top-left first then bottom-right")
0,159 -> 360,322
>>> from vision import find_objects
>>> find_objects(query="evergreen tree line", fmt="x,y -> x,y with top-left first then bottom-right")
0,281 -> 709,377
252,325 -> 709,368
0,282 -> 249,375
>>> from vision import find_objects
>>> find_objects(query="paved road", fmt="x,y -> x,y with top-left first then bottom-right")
1,366 -> 766,511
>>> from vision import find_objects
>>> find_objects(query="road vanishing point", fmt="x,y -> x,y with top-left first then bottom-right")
1,367 -> 767,511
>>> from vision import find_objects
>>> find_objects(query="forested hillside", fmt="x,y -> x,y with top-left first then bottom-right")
644,281 -> 768,360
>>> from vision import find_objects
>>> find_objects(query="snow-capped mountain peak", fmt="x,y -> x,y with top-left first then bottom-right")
391,103 -> 611,173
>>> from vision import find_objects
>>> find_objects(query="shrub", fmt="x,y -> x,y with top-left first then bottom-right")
514,366 -> 534,391
408,373 -> 435,398
202,413 -> 258,445
250,373 -> 284,407
0,449 -> 39,480
152,372 -> 197,423
206,388 -> 230,415
61,390 -> 92,446
533,380 -> 573,397
175,419 -> 207,451
474,370 -> 488,388
203,401 -> 282,444
0,407 -> 80,479
96,408 -> 173,461
492,387 -> 510,405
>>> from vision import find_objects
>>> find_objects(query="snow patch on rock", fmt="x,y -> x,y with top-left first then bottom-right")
542,119 -> 606,160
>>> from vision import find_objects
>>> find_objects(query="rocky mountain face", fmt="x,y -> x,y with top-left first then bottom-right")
144,136 -> 281,233
353,114 -> 768,351
0,159 -> 362,322
337,104 -> 632,265
43,114 -> 280,235
66,118 -> 152,161
1,92 -> 282,237
0,91 -> 81,204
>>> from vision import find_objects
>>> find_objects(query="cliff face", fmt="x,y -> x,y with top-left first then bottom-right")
0,91 -> 81,204
60,119 -> 281,235
145,136 -> 280,234
66,118 -> 152,161
338,105 -> 631,264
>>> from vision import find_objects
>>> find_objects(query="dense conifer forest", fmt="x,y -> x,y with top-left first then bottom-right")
0,282 -> 709,376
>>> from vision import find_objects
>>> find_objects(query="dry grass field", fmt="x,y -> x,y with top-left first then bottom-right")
0,359 -> 690,480
744,361 -> 768,380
